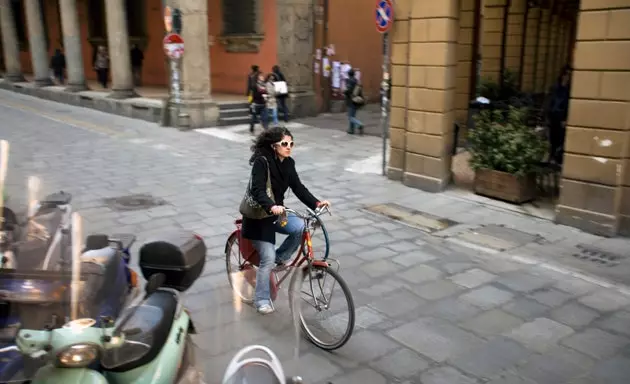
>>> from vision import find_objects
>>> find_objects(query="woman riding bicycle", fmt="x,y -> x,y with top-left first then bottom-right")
241,127 -> 330,315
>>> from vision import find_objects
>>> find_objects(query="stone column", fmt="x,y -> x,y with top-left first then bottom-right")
520,7 -> 540,92
480,0 -> 507,82
557,0 -> 630,236
455,0 -> 478,129
176,0 -> 219,128
0,0 -> 24,82
277,0 -> 317,118
24,0 -> 52,86
388,0 -> 411,180
104,0 -> 136,98
534,7 -> 550,92
505,0 -> 526,74
388,0 -> 459,192
59,0 -> 87,91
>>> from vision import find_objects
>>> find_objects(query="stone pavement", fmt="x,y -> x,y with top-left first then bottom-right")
1,89 -> 630,384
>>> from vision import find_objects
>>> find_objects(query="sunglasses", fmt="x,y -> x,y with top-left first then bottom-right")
277,141 -> 294,148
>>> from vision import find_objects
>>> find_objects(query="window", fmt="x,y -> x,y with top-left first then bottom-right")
220,0 -> 264,52
222,0 -> 257,35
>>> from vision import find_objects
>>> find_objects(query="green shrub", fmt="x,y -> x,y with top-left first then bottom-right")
468,106 -> 546,176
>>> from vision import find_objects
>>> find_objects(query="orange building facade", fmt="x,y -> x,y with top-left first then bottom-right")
9,0 -> 281,94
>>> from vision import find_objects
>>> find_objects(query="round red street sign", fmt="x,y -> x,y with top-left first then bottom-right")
163,33 -> 184,59
375,0 -> 394,34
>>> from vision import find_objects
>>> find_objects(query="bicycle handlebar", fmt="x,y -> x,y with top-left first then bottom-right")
283,205 -> 331,220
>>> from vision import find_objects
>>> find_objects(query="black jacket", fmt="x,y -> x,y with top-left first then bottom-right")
241,154 -> 319,243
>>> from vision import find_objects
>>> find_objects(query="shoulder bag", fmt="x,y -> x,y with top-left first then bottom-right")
239,158 -> 275,219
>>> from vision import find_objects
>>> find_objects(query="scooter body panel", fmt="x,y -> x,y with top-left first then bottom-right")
31,366 -> 108,384
105,311 -> 191,384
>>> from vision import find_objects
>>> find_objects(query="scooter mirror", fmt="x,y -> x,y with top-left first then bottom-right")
145,273 -> 166,296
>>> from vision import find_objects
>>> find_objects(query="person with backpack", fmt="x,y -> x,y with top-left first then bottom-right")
344,69 -> 365,135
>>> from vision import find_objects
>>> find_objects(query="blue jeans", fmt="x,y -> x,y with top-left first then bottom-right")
268,107 -> 279,126
278,97 -> 289,122
250,214 -> 304,308
347,104 -> 362,131
250,104 -> 268,130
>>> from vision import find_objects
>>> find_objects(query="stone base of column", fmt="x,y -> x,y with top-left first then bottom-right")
168,99 -> 220,130
107,89 -> 138,100
387,167 -> 403,181
65,83 -> 88,93
287,91 -> 317,119
403,172 -> 452,193
4,73 -> 25,83
34,77 -> 53,87
555,205 -> 618,237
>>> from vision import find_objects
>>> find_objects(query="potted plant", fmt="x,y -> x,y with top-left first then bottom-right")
468,106 -> 546,204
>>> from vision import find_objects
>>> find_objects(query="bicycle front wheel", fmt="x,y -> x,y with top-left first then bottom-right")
302,214 -> 330,260
288,263 -> 355,350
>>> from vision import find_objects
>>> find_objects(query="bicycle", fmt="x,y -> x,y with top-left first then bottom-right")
224,206 -> 355,350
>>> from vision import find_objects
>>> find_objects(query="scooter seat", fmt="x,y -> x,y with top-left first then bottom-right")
106,290 -> 178,372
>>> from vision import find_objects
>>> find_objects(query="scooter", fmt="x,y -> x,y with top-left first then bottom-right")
0,213 -> 207,383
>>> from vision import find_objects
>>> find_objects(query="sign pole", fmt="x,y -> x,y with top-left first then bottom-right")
375,0 -> 393,176
381,32 -> 390,176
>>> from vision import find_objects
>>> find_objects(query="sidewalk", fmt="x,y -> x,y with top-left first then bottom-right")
3,89 -> 630,383
296,104 -> 384,137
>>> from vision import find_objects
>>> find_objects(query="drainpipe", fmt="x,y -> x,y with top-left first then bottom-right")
320,0 -> 330,112
518,1 -> 531,89
542,0 -> 556,91
532,6 -> 542,92
499,0 -> 511,90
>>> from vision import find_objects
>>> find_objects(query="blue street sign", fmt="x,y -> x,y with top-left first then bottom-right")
375,0 -> 393,34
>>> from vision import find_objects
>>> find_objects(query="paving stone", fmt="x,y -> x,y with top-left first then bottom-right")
282,352 -> 342,383
421,297 -> 484,322
479,258 -> 525,274
460,286 -> 515,310
516,346 -> 594,384
333,242 -> 365,254
352,306 -> 389,329
350,225 -> 382,236
578,290 -> 630,312
385,240 -> 419,252
440,262 -> 475,275
597,311 -> 630,336
344,217 -> 376,226
418,366 -> 480,384
414,279 -> 464,301
554,277 -> 605,295
387,318 -> 484,362
334,330 -> 400,364
505,318 -> 575,353
326,368 -> 387,384
591,356 -> 630,384
527,288 -> 573,307
368,289 -> 426,317
550,302 -> 600,328
494,272 -> 552,293
397,265 -> 443,284
461,310 -> 525,339
561,328 -> 630,359
358,279 -> 409,297
370,348 -> 430,379
487,371 -> 537,384
352,233 -> 397,247
450,268 -> 498,288
502,298 -> 550,321
392,251 -> 437,267
360,259 -> 402,278
355,246 -> 397,261
451,337 -> 531,379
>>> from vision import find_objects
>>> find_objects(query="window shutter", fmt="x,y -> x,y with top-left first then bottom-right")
223,0 -> 257,35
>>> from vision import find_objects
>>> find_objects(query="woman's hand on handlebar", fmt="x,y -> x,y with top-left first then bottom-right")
270,205 -> 285,215
317,200 -> 331,208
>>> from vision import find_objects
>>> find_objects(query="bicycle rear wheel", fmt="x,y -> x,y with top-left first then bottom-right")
225,232 -> 256,304
288,263 -> 355,350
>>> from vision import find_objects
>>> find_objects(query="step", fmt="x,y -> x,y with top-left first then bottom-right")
219,102 -> 250,111
220,107 -> 250,117
218,115 -> 251,126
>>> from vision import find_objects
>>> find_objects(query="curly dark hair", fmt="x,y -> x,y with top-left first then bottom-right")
249,127 -> 293,165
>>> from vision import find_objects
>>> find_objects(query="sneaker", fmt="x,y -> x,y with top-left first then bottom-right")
257,304 -> 275,315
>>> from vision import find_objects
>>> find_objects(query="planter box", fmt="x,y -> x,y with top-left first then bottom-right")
474,169 -> 537,204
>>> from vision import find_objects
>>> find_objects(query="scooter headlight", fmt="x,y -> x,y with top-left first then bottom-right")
56,344 -> 99,368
